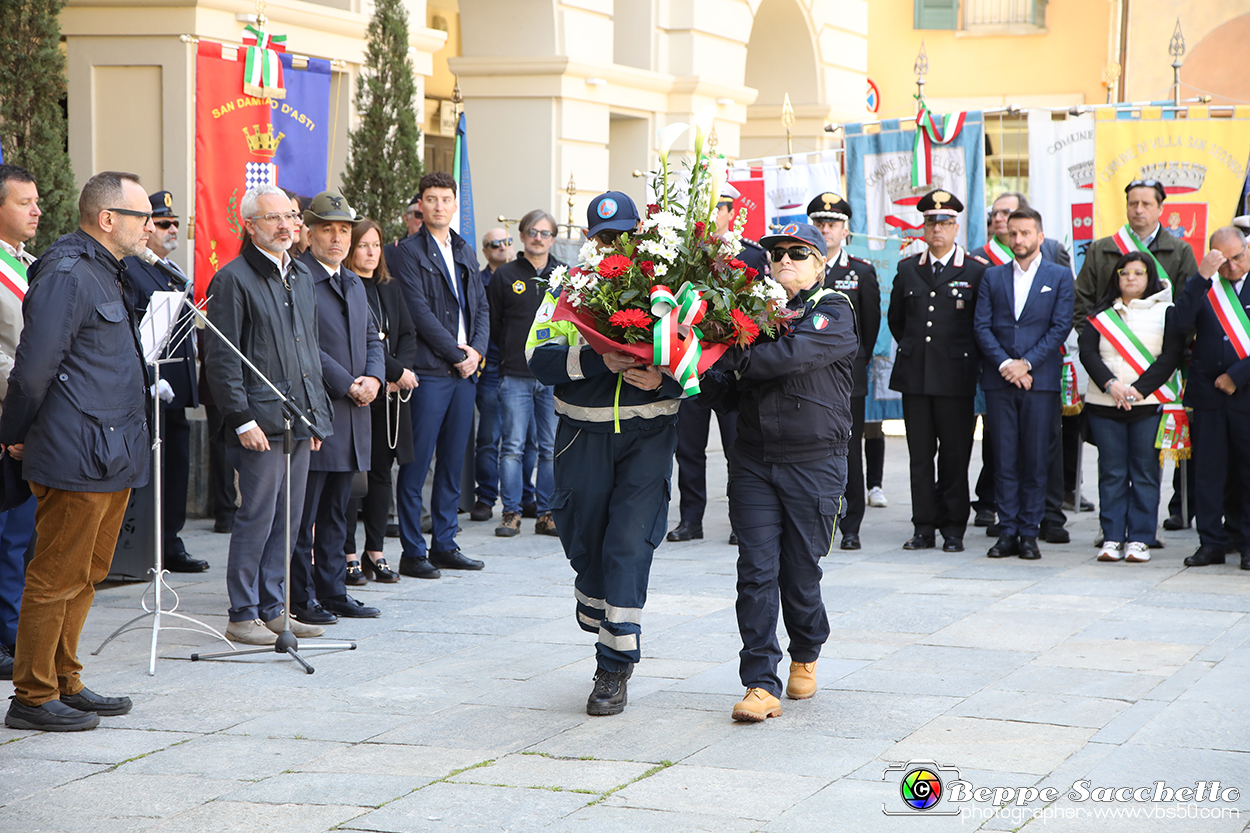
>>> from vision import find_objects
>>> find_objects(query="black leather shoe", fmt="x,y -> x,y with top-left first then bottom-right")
973,510 -> 997,528
902,535 -> 935,550
1063,492 -> 1095,512
1018,536 -> 1042,560
361,554 -> 400,583
586,665 -> 633,716
213,514 -> 235,534
1162,514 -> 1190,531
6,698 -> 99,731
942,537 -> 964,553
1241,552 -> 1250,571
429,548 -> 485,571
60,687 -> 132,716
345,559 -> 367,587
666,522 -> 703,542
291,601 -> 338,625
521,501 -> 538,519
1147,538 -> 1165,549
1184,545 -> 1226,567
987,534 -> 1019,558
1039,523 -> 1070,545
386,522 -> 400,538
0,644 -> 12,681
469,500 -> 493,522
728,531 -> 738,546
399,556 -> 441,579
164,549 -> 209,573
986,523 -> 1002,537
840,533 -> 861,550
322,595 -> 381,619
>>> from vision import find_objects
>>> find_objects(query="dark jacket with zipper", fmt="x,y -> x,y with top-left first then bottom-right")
488,253 -> 565,379
699,284 -> 859,463
0,230 -> 150,492
204,243 -> 332,445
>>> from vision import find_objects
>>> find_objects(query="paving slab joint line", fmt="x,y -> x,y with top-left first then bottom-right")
585,759 -> 675,807
106,734 -> 199,774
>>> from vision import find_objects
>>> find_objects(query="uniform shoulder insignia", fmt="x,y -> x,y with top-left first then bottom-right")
848,254 -> 871,265
970,254 -> 989,265
741,238 -> 764,250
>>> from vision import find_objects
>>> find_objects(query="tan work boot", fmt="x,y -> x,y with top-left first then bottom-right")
496,511 -> 521,538
226,619 -> 278,646
786,661 -> 817,700
732,687 -> 782,722
535,512 -> 558,537
265,611 -> 325,639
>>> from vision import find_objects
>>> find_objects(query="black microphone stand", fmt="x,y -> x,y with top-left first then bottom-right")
184,295 -> 355,674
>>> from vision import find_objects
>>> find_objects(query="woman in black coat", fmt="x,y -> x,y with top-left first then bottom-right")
344,219 -> 418,583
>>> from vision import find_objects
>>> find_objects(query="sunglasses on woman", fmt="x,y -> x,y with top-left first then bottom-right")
770,247 -> 816,263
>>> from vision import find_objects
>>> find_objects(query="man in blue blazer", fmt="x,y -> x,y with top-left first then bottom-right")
974,208 -> 1074,560
291,192 -> 386,623
1173,226 -> 1250,569
121,191 -> 207,573
387,172 -> 490,578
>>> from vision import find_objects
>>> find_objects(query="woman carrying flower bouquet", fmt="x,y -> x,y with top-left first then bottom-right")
699,223 -> 859,723
527,191 -> 688,717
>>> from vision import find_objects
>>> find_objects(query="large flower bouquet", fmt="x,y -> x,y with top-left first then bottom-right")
548,117 -> 794,394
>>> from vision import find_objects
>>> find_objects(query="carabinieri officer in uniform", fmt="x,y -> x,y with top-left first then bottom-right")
527,191 -> 686,717
808,193 -> 880,551
888,189 -> 987,554
700,222 -> 858,723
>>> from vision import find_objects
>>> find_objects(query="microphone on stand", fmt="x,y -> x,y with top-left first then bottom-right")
137,248 -> 187,285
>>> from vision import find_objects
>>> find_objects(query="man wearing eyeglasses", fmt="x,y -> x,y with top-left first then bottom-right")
1173,226 -> 1250,569
0,171 -> 153,730
204,184 -> 332,646
1075,179 -> 1199,532
887,190 -> 988,554
488,210 -> 564,539
122,191 -> 207,575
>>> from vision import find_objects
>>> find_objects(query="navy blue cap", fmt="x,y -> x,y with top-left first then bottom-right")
759,222 -> 827,258
149,190 -> 177,218
586,191 -> 640,237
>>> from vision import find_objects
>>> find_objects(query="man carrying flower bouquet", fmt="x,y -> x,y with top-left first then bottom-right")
699,222 -> 859,722
527,190 -> 687,717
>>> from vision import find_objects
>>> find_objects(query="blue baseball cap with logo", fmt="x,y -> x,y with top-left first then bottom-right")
759,221 -> 827,258
586,190 -> 640,237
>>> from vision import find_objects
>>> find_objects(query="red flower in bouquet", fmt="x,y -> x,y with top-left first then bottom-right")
694,221 -> 706,238
730,308 -> 760,346
639,260 -> 656,277
647,203 -> 661,217
598,254 -> 634,280
609,308 -> 652,329
744,266 -> 759,281
728,257 -> 747,271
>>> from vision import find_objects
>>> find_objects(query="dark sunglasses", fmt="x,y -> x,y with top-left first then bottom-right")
484,238 -> 513,250
154,219 -> 179,230
524,229 -> 554,240
107,207 -> 153,222
770,246 -> 816,262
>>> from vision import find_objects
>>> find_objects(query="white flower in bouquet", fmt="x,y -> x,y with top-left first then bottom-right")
578,238 -> 604,268
548,264 -> 569,290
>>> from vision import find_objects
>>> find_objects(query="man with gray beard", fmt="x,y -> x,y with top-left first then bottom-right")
204,184 -> 332,646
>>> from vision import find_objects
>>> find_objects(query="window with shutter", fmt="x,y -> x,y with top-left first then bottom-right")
914,0 -> 958,30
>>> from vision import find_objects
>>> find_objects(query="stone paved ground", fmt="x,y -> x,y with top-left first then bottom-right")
2,437 -> 1249,832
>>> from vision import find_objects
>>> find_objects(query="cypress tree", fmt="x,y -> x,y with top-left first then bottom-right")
342,0 -> 423,244
0,0 -> 77,254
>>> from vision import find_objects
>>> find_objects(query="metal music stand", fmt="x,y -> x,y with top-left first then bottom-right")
94,286 -> 232,674
183,295 -> 355,674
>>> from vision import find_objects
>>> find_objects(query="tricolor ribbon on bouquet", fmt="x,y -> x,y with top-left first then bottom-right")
650,283 -> 707,395
912,101 -> 966,188
242,24 -> 288,99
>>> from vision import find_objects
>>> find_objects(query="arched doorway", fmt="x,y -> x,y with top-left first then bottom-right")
741,0 -> 823,159
1183,13 -> 1250,106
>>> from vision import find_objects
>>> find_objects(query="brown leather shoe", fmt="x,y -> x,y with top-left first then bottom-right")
732,687 -> 782,722
785,661 -> 817,700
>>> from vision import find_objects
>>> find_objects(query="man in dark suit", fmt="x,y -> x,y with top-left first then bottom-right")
1173,227 -> 1250,568
974,208 -> 1074,561
809,193 -> 880,550
888,190 -> 986,553
971,191 -> 1074,545
122,190 -> 207,573
387,171 -> 490,578
289,192 -> 386,623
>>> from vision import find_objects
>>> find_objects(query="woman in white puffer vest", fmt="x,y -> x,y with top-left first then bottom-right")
1078,252 -> 1184,563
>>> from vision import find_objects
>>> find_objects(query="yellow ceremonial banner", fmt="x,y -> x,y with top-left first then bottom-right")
1094,106 -> 1250,256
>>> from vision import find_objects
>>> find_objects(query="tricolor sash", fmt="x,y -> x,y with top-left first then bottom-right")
1205,278 -> 1250,360
0,248 -> 28,302
984,236 -> 1012,266
1111,225 -> 1171,290
241,24 -> 287,100
1089,308 -> 1181,402
1059,345 -> 1082,415
911,103 -> 966,188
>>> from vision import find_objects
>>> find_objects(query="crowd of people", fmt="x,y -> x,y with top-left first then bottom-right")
0,157 -> 1245,731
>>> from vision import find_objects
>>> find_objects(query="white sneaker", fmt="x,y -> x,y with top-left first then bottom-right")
867,487 -> 888,508
226,619 -> 279,645
1097,541 -> 1124,562
265,611 -> 325,638
1124,542 -> 1151,563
